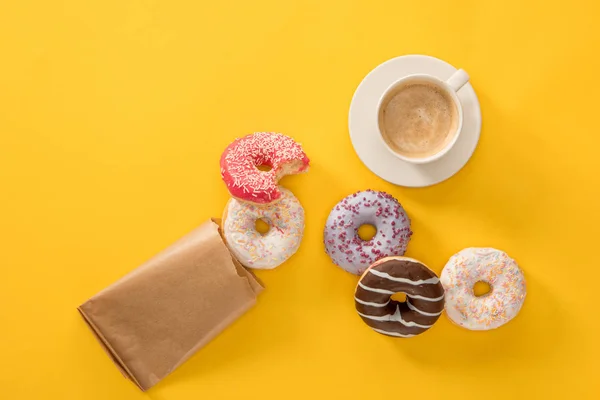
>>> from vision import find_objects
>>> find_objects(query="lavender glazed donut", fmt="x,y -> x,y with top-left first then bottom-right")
323,190 -> 412,275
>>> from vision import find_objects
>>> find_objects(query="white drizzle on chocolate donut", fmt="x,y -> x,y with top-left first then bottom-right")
355,256 -> 445,338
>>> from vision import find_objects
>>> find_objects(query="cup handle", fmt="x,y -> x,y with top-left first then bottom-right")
446,69 -> 470,92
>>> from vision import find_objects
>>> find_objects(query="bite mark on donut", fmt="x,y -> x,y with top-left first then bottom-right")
220,132 -> 309,204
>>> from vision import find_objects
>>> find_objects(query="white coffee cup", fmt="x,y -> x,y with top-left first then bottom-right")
376,69 -> 470,164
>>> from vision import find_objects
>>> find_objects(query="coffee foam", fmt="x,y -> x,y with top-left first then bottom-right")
379,81 -> 458,158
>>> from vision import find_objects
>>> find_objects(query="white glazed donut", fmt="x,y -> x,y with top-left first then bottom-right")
222,187 -> 304,269
440,247 -> 527,330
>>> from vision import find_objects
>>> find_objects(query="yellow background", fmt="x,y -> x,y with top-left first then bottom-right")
1,1 -> 599,398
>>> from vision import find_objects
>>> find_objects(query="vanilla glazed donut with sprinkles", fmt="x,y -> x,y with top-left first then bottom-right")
220,132 -> 309,204
222,187 -> 305,269
324,190 -> 412,275
440,247 -> 527,330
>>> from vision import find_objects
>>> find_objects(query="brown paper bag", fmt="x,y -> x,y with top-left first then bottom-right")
78,219 -> 263,391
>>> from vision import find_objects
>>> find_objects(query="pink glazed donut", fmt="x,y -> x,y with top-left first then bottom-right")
220,132 -> 309,204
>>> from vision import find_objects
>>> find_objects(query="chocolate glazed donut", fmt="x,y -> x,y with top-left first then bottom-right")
355,256 -> 445,337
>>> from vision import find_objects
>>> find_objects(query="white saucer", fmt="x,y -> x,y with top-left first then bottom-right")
349,55 -> 482,187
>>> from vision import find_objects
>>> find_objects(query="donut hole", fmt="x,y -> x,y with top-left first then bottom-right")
357,224 -> 377,241
254,218 -> 270,235
256,164 -> 273,172
391,292 -> 407,303
473,281 -> 492,297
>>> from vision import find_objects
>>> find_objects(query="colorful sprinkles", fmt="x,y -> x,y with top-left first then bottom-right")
222,187 -> 305,269
440,248 -> 527,330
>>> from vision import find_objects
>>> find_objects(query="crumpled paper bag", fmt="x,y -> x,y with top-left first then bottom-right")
78,219 -> 263,390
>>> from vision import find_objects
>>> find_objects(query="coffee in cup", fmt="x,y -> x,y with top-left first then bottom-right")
376,70 -> 469,164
